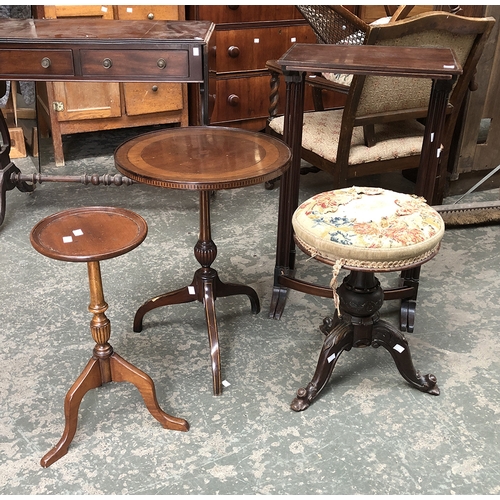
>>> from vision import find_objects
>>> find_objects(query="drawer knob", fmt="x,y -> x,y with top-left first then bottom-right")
147,12 -> 154,20
102,58 -> 113,69
227,94 -> 240,106
40,57 -> 51,69
152,85 -> 158,92
227,46 -> 240,58
157,58 -> 167,69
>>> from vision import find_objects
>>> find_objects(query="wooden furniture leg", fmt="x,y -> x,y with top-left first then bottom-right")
133,190 -> 260,395
269,71 -> 305,320
291,271 -> 439,412
41,261 -> 189,468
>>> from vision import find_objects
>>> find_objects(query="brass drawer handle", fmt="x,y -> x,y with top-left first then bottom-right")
102,58 -> 113,69
227,46 -> 240,58
152,85 -> 158,92
40,57 -> 51,69
157,58 -> 166,69
147,12 -> 154,20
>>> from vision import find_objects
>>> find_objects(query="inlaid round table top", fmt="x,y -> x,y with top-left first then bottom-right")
114,126 -> 291,190
30,206 -> 148,262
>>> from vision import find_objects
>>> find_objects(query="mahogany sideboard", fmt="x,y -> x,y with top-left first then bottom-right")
0,17 -> 215,225
0,18 -> 214,120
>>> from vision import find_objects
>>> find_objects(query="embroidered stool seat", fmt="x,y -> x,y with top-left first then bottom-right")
290,187 -> 444,411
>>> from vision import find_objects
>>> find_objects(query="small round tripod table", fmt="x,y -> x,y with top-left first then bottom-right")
30,206 -> 189,468
114,126 -> 291,395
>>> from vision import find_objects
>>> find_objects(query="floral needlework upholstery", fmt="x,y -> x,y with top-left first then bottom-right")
292,187 -> 445,270
268,111 -> 425,164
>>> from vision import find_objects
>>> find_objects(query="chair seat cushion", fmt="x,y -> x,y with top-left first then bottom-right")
268,110 -> 425,165
292,186 -> 445,270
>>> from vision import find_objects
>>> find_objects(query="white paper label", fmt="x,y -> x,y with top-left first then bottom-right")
393,344 -> 405,353
193,47 -> 200,57
327,353 -> 336,363
63,236 -> 73,243
73,229 -> 83,236
188,286 -> 196,295
222,380 -> 231,387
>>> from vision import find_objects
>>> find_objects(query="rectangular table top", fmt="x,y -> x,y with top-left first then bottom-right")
278,43 -> 462,80
0,18 -> 214,45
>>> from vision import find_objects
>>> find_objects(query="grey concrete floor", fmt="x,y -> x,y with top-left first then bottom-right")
1,128 -> 500,494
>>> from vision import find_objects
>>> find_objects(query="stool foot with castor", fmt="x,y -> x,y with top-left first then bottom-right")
31,207 -> 189,467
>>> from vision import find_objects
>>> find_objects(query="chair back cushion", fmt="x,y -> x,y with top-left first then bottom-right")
357,29 -> 476,117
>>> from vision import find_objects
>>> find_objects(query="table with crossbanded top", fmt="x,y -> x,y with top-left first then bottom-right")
115,126 -> 291,396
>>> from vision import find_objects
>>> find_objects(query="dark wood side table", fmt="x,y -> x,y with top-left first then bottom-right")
268,43 -> 462,322
115,126 -> 291,395
30,206 -> 189,468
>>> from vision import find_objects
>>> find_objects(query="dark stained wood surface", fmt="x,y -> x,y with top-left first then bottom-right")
0,18 -> 214,83
278,43 -> 462,80
30,206 -> 148,262
114,126 -> 291,190
0,18 -> 214,44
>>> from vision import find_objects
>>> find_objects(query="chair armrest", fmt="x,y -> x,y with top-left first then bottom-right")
306,74 -> 351,94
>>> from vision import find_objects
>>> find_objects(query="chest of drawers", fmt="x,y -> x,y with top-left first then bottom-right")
187,5 -> 319,131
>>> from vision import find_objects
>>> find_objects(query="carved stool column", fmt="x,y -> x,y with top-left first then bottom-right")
288,187 -> 444,411
30,206 -> 189,467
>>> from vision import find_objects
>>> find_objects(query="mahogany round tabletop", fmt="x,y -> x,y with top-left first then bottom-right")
30,206 -> 148,262
114,126 -> 291,191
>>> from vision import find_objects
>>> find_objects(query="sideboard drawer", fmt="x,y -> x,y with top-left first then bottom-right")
0,49 -> 74,77
212,74 -> 271,123
80,49 -> 190,79
216,25 -> 315,73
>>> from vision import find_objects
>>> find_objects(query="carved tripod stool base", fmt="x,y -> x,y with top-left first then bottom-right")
31,207 -> 188,468
291,270 -> 439,412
